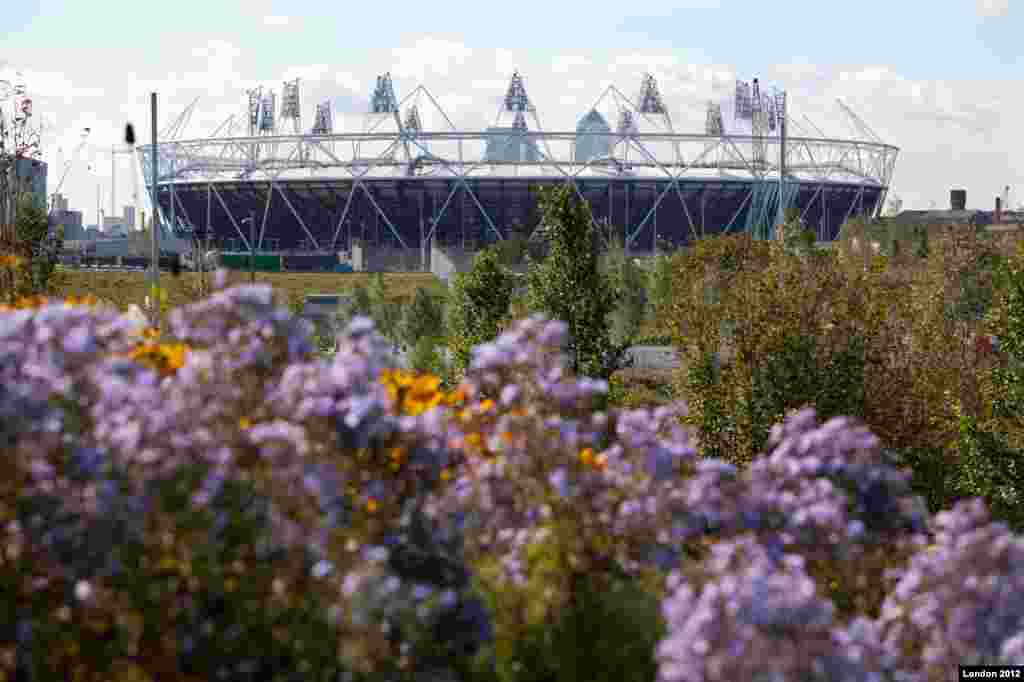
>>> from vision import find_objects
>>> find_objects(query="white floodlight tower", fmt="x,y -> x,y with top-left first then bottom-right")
247,88 -> 262,136
750,78 -> 768,168
705,101 -> 724,135
371,73 -> 399,114
403,104 -> 422,134
281,78 -> 301,134
636,73 -> 671,129
502,71 -> 531,116
259,91 -> 276,134
312,101 -> 333,135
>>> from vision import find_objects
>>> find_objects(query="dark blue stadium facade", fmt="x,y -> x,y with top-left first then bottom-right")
158,176 -> 884,253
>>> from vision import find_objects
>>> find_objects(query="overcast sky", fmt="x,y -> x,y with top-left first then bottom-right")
2,0 -> 1021,225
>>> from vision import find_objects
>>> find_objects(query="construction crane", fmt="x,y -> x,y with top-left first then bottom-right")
49,127 -> 91,212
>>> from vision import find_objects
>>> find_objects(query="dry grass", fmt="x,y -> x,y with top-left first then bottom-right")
52,269 -> 441,311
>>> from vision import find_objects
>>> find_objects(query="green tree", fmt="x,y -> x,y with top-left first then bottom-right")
526,184 -> 624,379
366,272 -> 402,341
446,248 -> 514,377
8,194 -> 61,295
398,286 -> 446,351
600,234 -> 646,351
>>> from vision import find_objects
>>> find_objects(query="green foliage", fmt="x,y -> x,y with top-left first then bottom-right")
492,235 -> 531,267
447,248 -> 514,376
949,247 -> 1024,530
526,185 -> 626,380
16,194 -> 51,245
5,194 -> 62,296
601,236 -> 647,351
340,283 -> 373,320
398,286 -> 446,352
952,415 -> 1024,531
665,232 -> 882,465
407,334 -> 448,378
338,274 -> 404,345
365,272 -> 402,341
647,253 -> 674,319
486,572 -> 664,682
744,333 -> 866,455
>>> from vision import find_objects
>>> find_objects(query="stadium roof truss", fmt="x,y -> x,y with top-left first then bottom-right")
139,73 -> 898,248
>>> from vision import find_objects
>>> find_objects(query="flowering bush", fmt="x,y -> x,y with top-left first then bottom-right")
2,274 -> 1024,681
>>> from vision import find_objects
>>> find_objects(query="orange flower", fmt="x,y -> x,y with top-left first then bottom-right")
128,341 -> 191,376
366,498 -> 379,513
0,254 -> 23,269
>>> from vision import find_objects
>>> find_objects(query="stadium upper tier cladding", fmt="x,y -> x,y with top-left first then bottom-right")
155,176 -> 883,252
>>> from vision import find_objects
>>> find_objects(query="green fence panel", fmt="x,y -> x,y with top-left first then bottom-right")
218,254 -> 282,272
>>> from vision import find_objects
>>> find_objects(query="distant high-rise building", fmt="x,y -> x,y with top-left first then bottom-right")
123,205 -> 136,228
574,109 -> 612,163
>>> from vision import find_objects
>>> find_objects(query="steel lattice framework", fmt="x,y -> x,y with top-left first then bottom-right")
139,72 -> 898,254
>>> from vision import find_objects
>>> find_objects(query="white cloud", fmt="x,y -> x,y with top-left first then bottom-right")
262,15 -> 291,26
977,0 -> 1010,16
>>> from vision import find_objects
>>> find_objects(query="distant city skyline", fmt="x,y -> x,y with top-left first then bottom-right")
3,0 -> 1022,223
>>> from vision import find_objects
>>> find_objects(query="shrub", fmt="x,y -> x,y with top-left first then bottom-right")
446,248 -> 514,377
662,224 -> 1004,505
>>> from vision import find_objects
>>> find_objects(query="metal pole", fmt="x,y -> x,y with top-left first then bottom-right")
150,92 -> 160,312
777,93 -> 787,231
249,210 -> 255,284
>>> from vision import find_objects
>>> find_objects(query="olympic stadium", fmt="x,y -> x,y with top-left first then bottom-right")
139,71 -> 898,258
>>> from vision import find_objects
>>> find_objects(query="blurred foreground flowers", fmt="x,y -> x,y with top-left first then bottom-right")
1,277 -> 1022,681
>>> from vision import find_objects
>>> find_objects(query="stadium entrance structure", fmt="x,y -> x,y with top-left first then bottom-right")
140,72 -> 898,254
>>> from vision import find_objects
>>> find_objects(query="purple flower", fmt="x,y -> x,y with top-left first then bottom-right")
548,467 -> 570,498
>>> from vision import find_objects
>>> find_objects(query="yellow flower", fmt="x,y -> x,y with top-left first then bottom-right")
366,498 -> 379,513
579,448 -> 595,467
388,446 -> 407,471
239,417 -> 252,429
440,468 -> 453,481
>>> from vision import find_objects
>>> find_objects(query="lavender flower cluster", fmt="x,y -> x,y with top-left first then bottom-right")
3,284 -> 1024,680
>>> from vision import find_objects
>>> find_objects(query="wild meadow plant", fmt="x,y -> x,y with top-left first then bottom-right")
1,270 -> 1023,681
